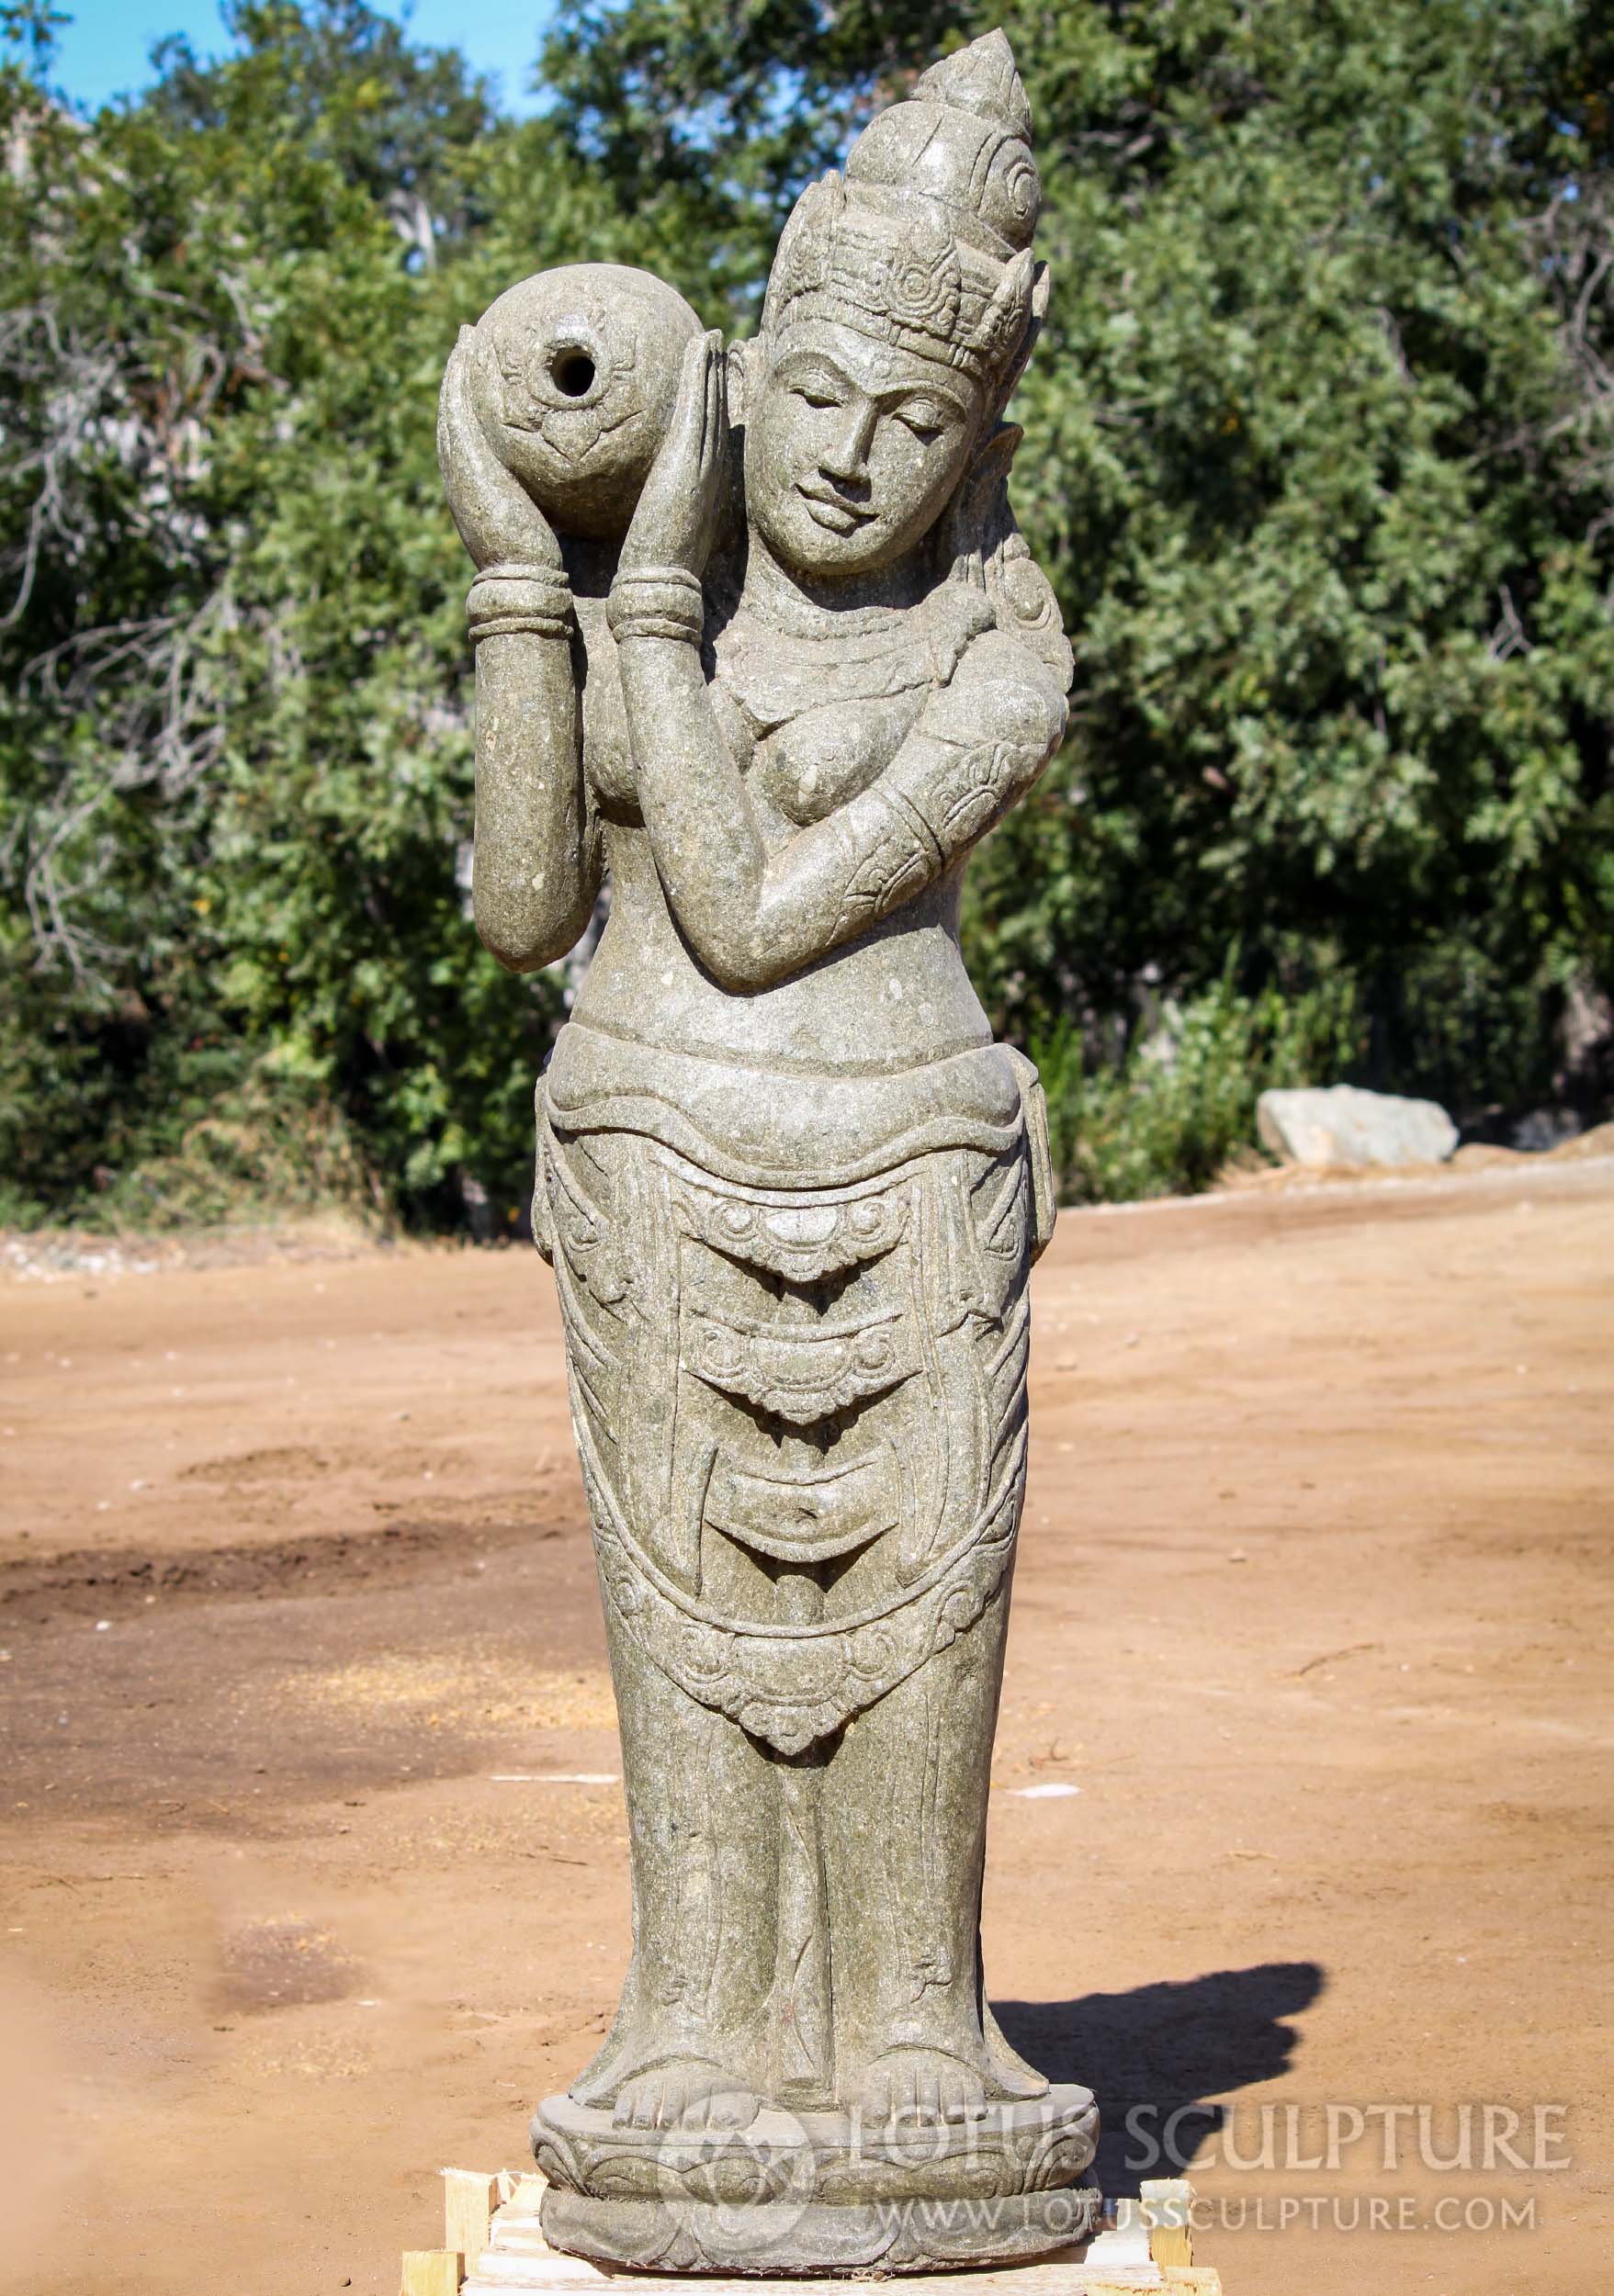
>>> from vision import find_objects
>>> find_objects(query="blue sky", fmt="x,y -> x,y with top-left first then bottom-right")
50,1 -> 557,117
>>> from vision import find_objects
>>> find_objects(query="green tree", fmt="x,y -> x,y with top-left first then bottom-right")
0,1 -> 660,1225
969,0 -> 1614,1139
546,0 -> 1614,1165
2,0 -> 1610,1227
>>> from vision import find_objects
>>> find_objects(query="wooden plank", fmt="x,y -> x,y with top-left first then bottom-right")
460,2252 -> 1225,2295
401,2249 -> 461,2296
1141,2177 -> 1194,2268
443,2169 -> 502,2268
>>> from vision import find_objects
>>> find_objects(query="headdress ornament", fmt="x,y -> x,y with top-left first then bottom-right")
762,30 -> 1044,400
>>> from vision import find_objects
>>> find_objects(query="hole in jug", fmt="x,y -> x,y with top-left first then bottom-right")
552,348 -> 597,398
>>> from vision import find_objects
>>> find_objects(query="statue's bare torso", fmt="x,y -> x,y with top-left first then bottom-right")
570,581 -> 1000,1089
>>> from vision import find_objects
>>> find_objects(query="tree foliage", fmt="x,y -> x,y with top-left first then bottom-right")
1,0 -> 1610,1226
0,0 -> 680,1223
968,0 -> 1614,1131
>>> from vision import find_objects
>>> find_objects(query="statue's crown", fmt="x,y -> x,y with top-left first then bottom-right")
762,30 -> 1042,396
912,28 -> 1033,140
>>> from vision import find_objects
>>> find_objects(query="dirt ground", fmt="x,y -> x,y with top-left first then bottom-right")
2,1157 -> 1609,2296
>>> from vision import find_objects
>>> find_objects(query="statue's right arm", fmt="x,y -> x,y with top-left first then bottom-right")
470,629 -> 601,974
438,328 -> 602,973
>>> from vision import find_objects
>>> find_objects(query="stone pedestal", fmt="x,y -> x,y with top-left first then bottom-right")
449,2171 -> 1222,2295
531,2088 -> 1100,2273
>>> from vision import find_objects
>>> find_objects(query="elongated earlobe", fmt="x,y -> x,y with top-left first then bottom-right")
726,338 -> 761,424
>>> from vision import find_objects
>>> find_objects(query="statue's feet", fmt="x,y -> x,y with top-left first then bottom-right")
611,2057 -> 759,2132
859,2045 -> 990,2127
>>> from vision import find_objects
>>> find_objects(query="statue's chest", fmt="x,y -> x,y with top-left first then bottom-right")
743,692 -> 923,826
714,613 -> 935,828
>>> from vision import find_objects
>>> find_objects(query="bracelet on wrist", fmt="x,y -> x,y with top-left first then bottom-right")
606,565 -> 705,646
467,562 -> 573,645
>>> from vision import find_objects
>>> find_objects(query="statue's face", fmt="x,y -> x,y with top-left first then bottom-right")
745,322 -> 978,579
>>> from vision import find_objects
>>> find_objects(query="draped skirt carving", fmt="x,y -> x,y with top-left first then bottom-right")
531,1060 -> 1056,2116
537,1106 -> 1038,1758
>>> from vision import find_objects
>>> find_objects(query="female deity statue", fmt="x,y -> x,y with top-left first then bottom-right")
439,29 -> 1097,2275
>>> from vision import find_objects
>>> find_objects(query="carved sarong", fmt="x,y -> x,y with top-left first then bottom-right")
536,1044 -> 1053,1757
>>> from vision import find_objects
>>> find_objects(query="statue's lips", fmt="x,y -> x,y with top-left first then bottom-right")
796,484 -> 875,535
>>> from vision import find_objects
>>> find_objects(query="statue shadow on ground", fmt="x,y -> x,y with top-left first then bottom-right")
993,1961 -> 1326,2198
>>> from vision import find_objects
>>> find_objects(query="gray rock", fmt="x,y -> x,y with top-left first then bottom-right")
1258,1084 -> 1459,1168
440,27 -> 1093,2275
1509,1106 -> 1582,1154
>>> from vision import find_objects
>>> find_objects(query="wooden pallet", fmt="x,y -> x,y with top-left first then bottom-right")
401,2172 -> 1222,2296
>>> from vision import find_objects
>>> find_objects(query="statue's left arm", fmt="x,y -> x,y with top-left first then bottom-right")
618,619 -> 1064,992
610,332 -> 1065,993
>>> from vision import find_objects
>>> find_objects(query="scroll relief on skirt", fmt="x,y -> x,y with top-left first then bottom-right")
439,25 -> 1098,2276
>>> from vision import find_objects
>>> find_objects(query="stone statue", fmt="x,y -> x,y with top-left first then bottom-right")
438,29 -> 1097,2275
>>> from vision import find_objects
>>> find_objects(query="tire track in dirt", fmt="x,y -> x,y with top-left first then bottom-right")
0,1513 -> 567,1624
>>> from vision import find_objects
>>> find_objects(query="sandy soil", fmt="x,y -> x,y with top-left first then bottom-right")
1,1159 -> 1610,2296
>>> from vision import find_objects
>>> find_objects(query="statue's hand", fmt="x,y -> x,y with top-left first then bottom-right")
437,328 -> 562,574
618,329 -> 728,581
921,582 -> 999,686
